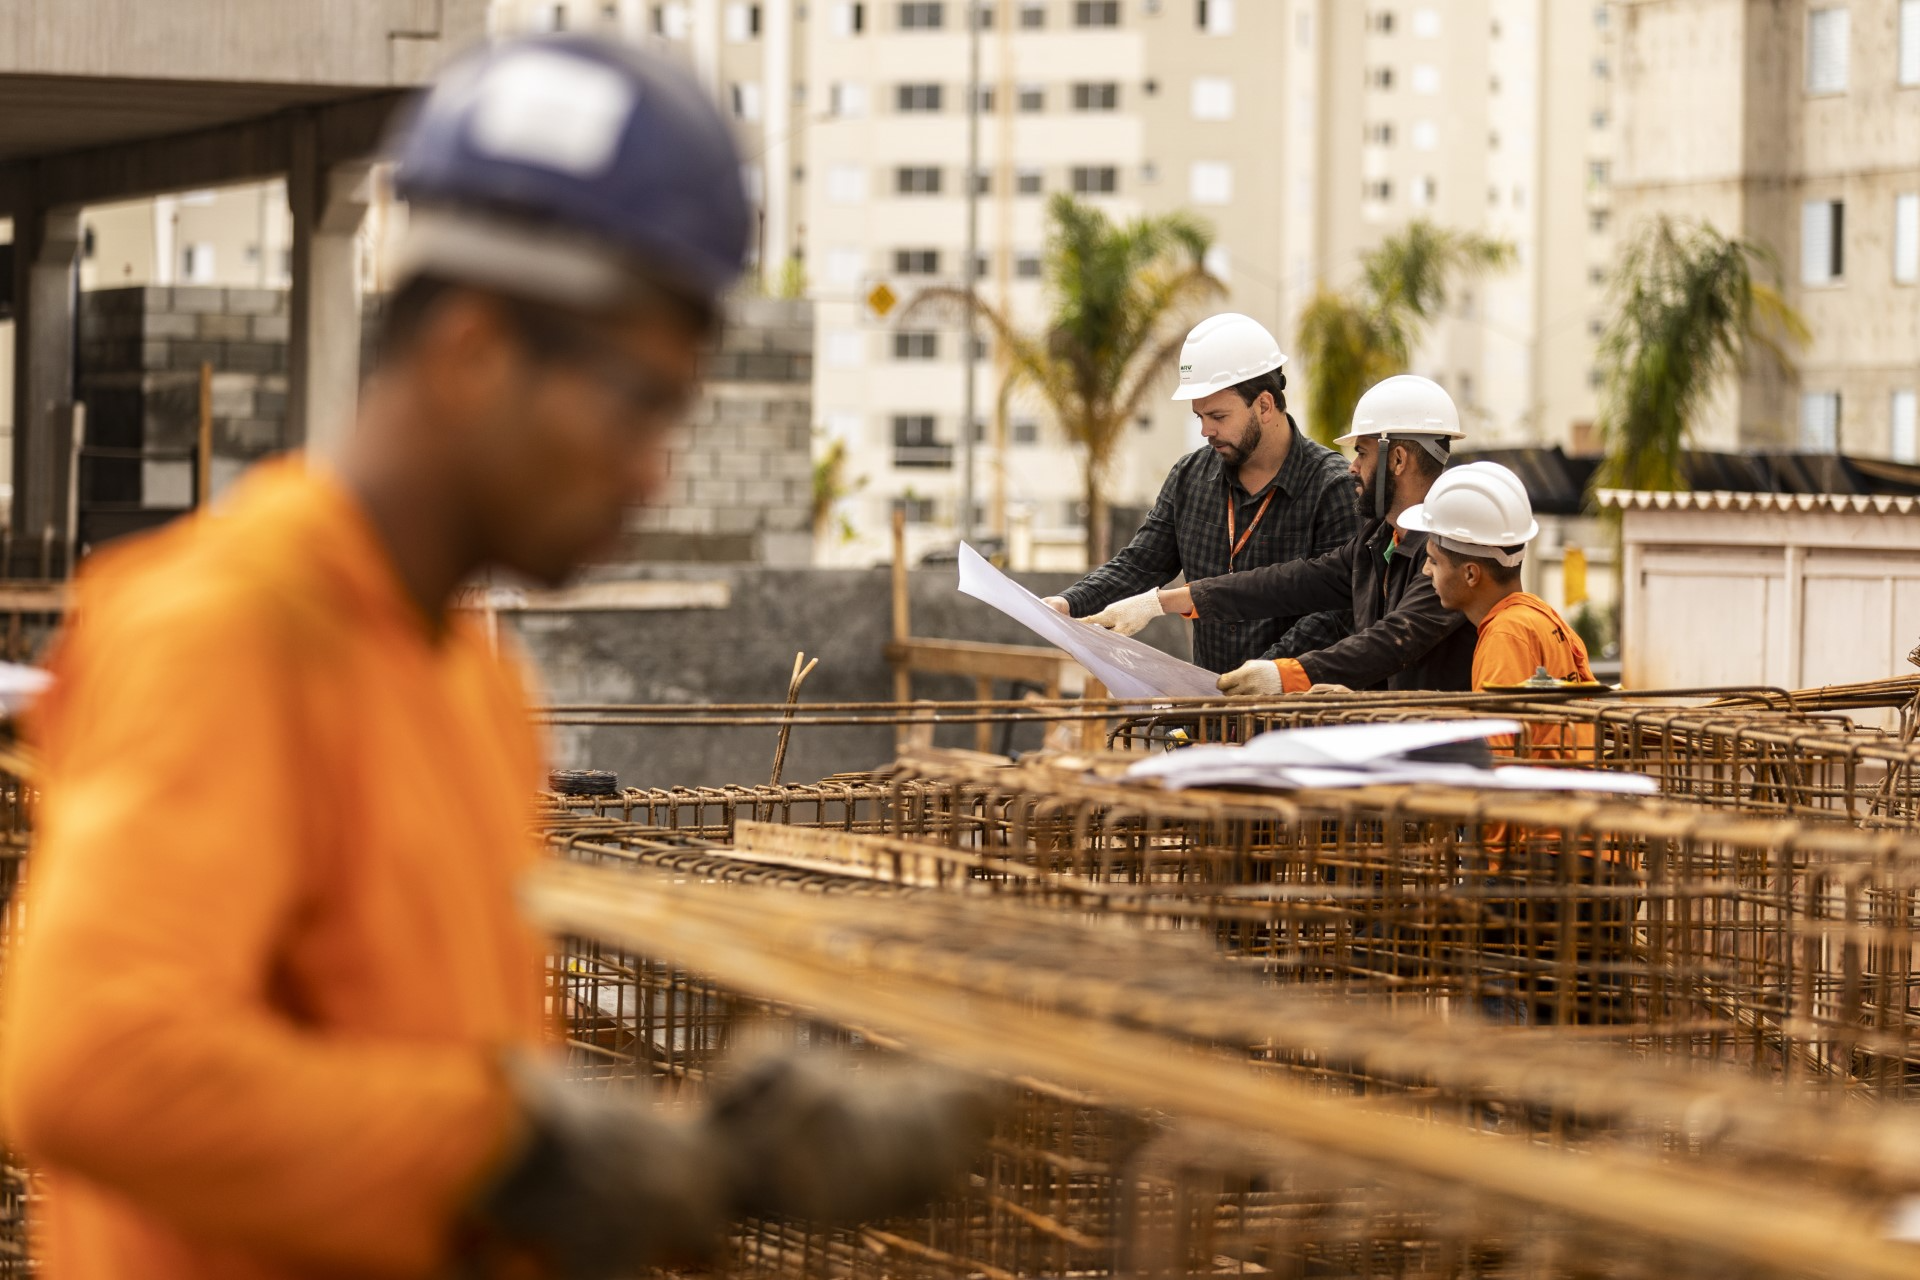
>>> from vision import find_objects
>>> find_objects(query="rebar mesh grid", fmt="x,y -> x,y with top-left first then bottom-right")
846,751 -> 1920,1095
530,858 -> 1920,1280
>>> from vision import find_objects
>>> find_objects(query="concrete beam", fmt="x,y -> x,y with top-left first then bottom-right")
286,114 -> 372,461
0,92 -> 402,217
9,206 -> 80,557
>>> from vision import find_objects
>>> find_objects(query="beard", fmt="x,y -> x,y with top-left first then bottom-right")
1353,463 -> 1388,519
1214,418 -> 1263,468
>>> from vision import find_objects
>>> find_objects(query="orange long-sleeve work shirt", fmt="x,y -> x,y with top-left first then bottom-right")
1473,592 -> 1595,759
0,460 -> 548,1279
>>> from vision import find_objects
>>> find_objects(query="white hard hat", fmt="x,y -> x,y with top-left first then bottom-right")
1397,461 -> 1540,567
1170,312 -> 1287,402
1334,374 -> 1465,446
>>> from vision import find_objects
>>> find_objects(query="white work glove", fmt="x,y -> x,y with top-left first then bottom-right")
1041,596 -> 1072,616
1305,683 -> 1353,695
1217,660 -> 1286,697
1084,589 -> 1165,637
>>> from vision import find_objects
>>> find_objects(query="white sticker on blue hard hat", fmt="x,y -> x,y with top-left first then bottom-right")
468,50 -> 633,178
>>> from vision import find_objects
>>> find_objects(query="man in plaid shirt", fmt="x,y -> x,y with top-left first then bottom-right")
1043,314 -> 1356,673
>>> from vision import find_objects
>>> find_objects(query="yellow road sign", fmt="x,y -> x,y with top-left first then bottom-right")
866,282 -> 898,318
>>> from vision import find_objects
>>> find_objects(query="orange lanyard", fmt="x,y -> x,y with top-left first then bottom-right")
1226,484 -> 1278,569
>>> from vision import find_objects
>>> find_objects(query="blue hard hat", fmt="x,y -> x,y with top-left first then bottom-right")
388,34 -> 750,311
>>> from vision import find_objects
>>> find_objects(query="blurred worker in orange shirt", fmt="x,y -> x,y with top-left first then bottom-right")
0,35 -> 980,1280
1403,462 -> 1594,758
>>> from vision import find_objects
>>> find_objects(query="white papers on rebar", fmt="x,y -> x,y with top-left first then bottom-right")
955,544 -> 1221,700
1127,721 -> 1659,795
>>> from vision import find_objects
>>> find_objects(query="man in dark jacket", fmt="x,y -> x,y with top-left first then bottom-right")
1141,375 -> 1476,694
1041,313 -> 1356,674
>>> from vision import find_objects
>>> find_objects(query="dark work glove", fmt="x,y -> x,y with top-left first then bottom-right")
466,1057 -> 729,1279
704,1053 -> 996,1223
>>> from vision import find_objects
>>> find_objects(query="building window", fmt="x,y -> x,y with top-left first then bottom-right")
832,1 -> 867,33
1807,8 -> 1849,94
1589,208 -> 1611,233
893,416 -> 949,469
830,81 -> 871,116
1016,167 -> 1044,195
1365,121 -> 1394,145
896,83 -> 943,111
1593,3 -> 1608,26
970,251 -> 991,278
1189,162 -> 1232,204
1020,1 -> 1045,26
730,82 -> 763,120
1368,67 -> 1395,90
1410,119 -> 1437,150
895,166 -> 944,194
1802,198 -> 1846,284
1896,193 -> 1920,283
898,1 -> 944,28
894,248 -> 940,274
1589,160 -> 1611,186
972,0 -> 993,27
1196,0 -> 1233,34
970,84 -> 995,112
1592,108 -> 1610,129
1800,391 -> 1841,451
1902,0 -> 1920,85
824,330 -> 865,367
1411,7 -> 1440,36
972,168 -> 991,195
1895,390 -> 1919,462
1072,82 -> 1119,111
894,331 -> 939,360
724,2 -> 762,38
1412,176 -> 1437,207
825,246 -> 865,287
1071,165 -> 1118,194
1017,84 -> 1045,111
899,495 -> 938,522
827,164 -> 868,202
1014,251 -> 1044,278
1364,179 -> 1393,202
1589,265 -> 1607,285
1203,244 -> 1231,283
1367,10 -> 1394,34
1407,64 -> 1439,94
1011,417 -> 1041,445
181,243 -> 215,283
545,4 -> 567,30
1074,0 -> 1119,26
1192,77 -> 1234,119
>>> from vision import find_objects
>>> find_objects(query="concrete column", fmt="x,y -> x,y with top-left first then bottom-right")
286,115 -> 370,463
10,206 -> 81,565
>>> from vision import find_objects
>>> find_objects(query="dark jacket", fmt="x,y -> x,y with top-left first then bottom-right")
1185,518 -> 1476,692
1058,425 -> 1358,673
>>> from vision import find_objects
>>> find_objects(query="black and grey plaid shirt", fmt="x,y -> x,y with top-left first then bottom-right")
1059,425 -> 1359,673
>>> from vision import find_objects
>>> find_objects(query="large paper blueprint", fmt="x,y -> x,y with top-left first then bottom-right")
956,544 -> 1220,700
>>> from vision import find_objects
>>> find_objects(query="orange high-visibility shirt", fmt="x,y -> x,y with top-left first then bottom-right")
1473,591 -> 1595,760
0,459 -> 547,1280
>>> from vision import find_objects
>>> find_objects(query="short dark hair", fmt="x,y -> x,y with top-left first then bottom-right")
1227,368 -> 1287,418
1429,537 -> 1523,587
1394,436 -> 1450,480
369,272 -> 718,371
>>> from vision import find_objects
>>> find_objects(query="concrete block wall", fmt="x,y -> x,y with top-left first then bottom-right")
624,294 -> 816,566
77,286 -> 292,511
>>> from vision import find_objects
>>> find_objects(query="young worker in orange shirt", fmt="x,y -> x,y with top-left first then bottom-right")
1401,461 -> 1594,756
0,35 -> 978,1280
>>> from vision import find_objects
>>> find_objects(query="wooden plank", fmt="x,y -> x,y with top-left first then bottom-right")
462,580 -> 730,613
885,637 -> 1078,682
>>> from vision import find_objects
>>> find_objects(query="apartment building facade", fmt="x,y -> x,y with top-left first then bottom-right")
1614,0 -> 1920,456
1293,1 -> 1617,453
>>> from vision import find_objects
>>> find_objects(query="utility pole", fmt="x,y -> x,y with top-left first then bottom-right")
958,0 -> 982,547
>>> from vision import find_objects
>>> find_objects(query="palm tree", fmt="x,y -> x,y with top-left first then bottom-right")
1592,216 -> 1810,493
903,194 -> 1223,564
1294,221 -> 1514,445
